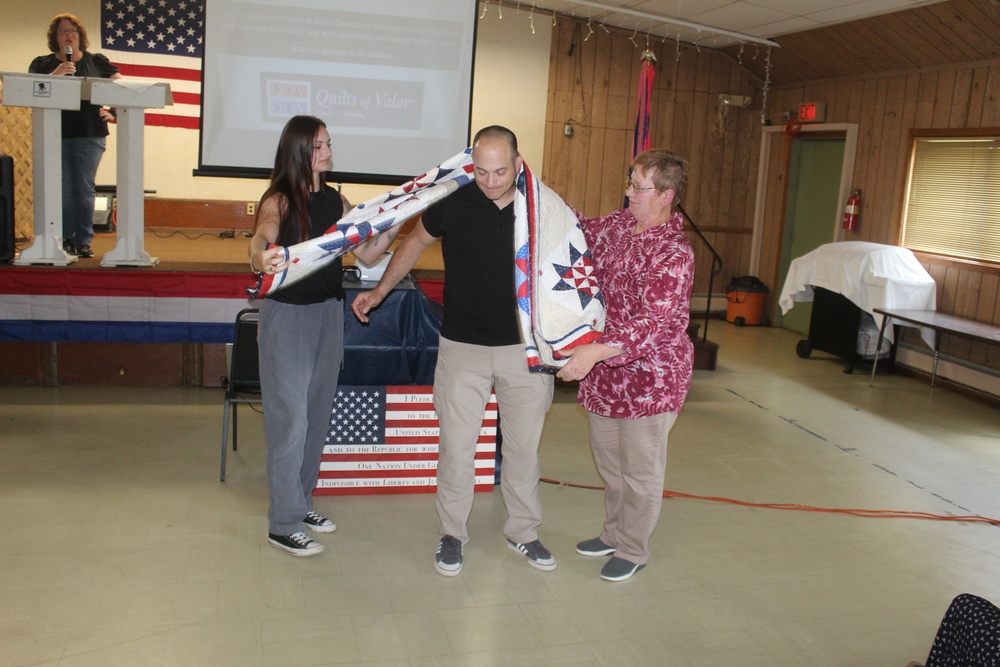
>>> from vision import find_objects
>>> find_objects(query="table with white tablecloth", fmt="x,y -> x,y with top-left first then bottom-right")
778,242 -> 937,348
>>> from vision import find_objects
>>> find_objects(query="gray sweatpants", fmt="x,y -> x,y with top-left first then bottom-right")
258,298 -> 344,536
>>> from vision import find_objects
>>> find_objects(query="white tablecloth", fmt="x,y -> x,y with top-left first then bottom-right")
778,242 -> 937,346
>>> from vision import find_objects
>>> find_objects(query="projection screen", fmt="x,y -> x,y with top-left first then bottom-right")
199,0 -> 477,184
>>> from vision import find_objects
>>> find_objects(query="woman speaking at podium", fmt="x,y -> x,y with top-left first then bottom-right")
29,13 -> 121,259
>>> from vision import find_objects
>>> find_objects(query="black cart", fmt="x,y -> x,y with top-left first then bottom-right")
795,286 -> 895,374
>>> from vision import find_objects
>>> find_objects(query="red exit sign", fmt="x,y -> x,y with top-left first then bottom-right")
798,102 -> 827,123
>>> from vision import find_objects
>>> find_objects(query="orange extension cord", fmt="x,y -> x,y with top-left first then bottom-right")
539,477 -> 1000,526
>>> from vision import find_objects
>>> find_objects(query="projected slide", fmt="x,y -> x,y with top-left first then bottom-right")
200,0 -> 477,184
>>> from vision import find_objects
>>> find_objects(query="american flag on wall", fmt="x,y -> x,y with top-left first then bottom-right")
315,386 -> 498,496
100,0 -> 204,129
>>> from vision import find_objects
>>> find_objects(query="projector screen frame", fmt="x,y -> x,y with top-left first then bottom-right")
196,0 -> 478,186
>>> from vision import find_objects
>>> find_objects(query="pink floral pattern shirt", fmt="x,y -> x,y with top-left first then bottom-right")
574,207 -> 695,418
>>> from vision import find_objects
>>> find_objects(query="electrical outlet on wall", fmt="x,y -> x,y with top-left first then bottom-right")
246,202 -> 256,215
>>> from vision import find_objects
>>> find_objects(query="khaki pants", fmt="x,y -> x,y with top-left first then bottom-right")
589,411 -> 678,565
433,336 -> 554,544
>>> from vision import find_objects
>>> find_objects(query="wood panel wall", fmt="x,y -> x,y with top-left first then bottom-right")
764,63 -> 1000,371
542,17 -> 1000,373
542,18 -> 763,300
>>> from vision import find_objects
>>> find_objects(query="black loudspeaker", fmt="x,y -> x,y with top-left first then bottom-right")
0,154 -> 13,262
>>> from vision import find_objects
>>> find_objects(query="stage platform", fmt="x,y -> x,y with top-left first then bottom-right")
9,227 -> 446,276
0,228 -> 444,387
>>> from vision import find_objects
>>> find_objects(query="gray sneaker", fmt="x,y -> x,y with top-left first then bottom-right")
576,537 -> 615,557
600,556 -> 645,581
435,535 -> 463,576
506,539 -> 557,571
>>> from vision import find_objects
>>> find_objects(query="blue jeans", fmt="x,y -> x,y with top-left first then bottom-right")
61,136 -> 106,247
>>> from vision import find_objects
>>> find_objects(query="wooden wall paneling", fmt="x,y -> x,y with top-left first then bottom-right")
802,25 -> 857,79
674,43 -> 697,99
668,91 -> 693,182
914,71 -> 939,128
950,68 -> 974,127
852,20 -> 916,73
932,70 -> 959,128
849,79 -> 878,240
955,270 -> 983,318
887,74 -> 922,244
759,132 -> 788,290
590,25 -> 613,129
602,130 -> 629,214
970,271 -> 999,369
879,13 -> 948,70
767,35 -> 808,84
983,67 -> 1000,127
869,76 -> 905,244
858,77 -> 881,154
687,90 -> 711,229
966,0 -> 1000,34
565,125 -> 592,215
927,262 -> 948,309
924,2 -> 997,63
551,19 -> 576,100
899,6 -> 970,65
981,274 -> 1000,326
580,22 -> 602,128
0,343 -> 46,385
943,264 -> 963,314
966,66 -> 989,127
712,58 -> 739,230
58,343 -> 183,385
825,79 -> 850,122
953,270 -> 982,362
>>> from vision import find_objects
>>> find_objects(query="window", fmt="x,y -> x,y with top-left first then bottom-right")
901,135 -> 1000,264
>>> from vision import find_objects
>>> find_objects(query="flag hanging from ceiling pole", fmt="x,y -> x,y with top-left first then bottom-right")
632,52 -> 656,160
625,51 -> 656,208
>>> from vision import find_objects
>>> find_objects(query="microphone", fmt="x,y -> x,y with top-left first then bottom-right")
64,45 -> 74,72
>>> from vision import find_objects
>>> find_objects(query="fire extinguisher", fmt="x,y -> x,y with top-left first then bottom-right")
843,188 -> 861,231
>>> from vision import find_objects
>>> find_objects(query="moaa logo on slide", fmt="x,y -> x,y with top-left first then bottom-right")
263,78 -> 311,119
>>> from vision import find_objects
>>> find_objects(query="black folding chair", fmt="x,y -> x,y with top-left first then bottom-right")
220,307 -> 262,481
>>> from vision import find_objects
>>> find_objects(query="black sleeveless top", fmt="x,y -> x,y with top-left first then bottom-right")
269,185 -> 345,305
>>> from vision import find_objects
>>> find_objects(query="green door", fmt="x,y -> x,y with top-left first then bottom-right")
775,137 -> 845,334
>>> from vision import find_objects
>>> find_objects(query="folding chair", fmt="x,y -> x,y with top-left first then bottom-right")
220,307 -> 262,481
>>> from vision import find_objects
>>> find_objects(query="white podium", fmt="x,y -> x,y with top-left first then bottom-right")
83,79 -> 172,267
0,72 -> 81,265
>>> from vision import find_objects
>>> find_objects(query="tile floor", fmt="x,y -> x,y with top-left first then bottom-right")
2,322 -> 999,666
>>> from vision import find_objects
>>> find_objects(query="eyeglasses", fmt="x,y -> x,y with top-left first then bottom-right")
625,178 -> 656,192
58,29 -> 79,35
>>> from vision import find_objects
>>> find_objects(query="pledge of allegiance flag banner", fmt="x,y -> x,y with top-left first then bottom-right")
316,386 -> 498,496
100,0 -> 204,129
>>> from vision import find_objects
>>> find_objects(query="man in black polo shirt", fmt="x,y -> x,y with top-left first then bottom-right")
352,125 -> 556,576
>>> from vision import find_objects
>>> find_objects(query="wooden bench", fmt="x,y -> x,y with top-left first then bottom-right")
869,309 -> 1000,387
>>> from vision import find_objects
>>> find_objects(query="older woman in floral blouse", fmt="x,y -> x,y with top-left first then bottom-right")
556,149 -> 695,582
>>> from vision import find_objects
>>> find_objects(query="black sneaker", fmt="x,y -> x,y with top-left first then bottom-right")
506,539 -> 557,571
576,537 -> 615,557
434,535 -> 463,576
600,556 -> 645,582
62,240 -> 77,255
268,532 -> 323,557
303,511 -> 337,533
76,244 -> 94,258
